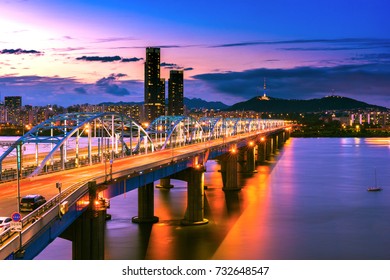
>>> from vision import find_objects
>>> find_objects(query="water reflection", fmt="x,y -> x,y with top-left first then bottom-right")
36,138 -> 390,260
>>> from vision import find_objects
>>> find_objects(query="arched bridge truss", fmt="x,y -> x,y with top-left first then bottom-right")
0,112 -> 153,179
147,116 -> 204,150
0,113 -> 285,181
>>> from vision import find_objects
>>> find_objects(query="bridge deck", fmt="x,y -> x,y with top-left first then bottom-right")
0,126 -> 290,259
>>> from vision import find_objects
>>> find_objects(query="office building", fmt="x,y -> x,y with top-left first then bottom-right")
168,70 -> 184,116
4,96 -> 22,108
144,47 -> 165,122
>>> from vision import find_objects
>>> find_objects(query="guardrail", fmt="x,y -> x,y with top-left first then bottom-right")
0,175 -> 101,259
0,126 -> 289,259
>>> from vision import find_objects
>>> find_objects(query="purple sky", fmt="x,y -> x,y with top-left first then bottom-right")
0,0 -> 389,108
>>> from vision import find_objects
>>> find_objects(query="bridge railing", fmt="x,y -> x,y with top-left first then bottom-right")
0,117 -> 286,183
0,123 -> 290,259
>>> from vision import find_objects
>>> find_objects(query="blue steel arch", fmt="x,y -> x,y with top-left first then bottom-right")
147,116 -> 204,150
0,112 -> 154,178
199,117 -> 224,140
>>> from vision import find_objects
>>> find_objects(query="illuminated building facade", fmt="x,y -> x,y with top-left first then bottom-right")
144,47 -> 165,122
168,70 -> 184,116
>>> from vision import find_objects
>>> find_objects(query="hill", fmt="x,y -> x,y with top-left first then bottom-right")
184,97 -> 228,110
99,98 -> 229,110
227,95 -> 388,113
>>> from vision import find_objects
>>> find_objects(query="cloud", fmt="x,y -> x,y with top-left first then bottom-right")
161,62 -> 193,70
0,74 -> 79,86
76,55 -> 143,63
0,48 -> 43,55
351,53 -> 390,63
96,73 -> 126,86
104,84 -> 130,96
95,37 -> 136,43
191,63 -> 390,108
121,57 -> 143,62
52,47 -> 87,52
209,38 -> 390,51
76,55 -> 122,62
109,44 -> 197,50
95,73 -> 130,96
0,74 -> 143,106
74,87 -> 87,94
161,62 -> 179,68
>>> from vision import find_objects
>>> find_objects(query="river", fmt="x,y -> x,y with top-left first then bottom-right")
35,137 -> 390,260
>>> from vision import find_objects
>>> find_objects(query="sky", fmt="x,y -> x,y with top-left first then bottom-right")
0,0 -> 389,108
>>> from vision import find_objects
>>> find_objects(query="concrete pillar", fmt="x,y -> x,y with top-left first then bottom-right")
246,146 -> 256,173
63,181 -> 106,260
237,148 -> 246,173
156,177 -> 174,189
278,132 -> 284,149
272,135 -> 277,154
256,141 -> 266,163
265,138 -> 271,160
285,129 -> 290,140
132,182 -> 159,223
181,167 -> 208,225
237,146 -> 256,173
220,145 -> 241,191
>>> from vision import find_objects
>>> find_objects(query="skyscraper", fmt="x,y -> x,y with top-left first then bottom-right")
4,96 -> 22,108
144,47 -> 165,122
4,96 -> 22,125
168,70 -> 184,116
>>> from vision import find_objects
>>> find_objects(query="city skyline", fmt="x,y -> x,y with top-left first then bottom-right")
0,0 -> 390,108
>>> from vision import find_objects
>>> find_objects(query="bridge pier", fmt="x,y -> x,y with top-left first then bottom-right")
170,163 -> 208,225
265,138 -> 272,160
132,183 -> 159,223
285,129 -> 291,141
272,135 -> 278,154
220,145 -> 241,191
256,141 -> 266,163
156,177 -> 174,189
278,132 -> 284,149
181,166 -> 208,225
61,181 -> 106,260
237,146 -> 257,174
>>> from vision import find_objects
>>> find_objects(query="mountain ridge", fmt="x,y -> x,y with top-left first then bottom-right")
227,95 -> 388,112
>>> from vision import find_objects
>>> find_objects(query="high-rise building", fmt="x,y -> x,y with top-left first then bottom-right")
144,47 -> 165,122
4,96 -> 22,125
4,96 -> 22,108
168,70 -> 184,116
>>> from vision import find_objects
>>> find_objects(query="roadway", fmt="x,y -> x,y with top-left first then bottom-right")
0,133 -> 233,218
0,129 -> 277,219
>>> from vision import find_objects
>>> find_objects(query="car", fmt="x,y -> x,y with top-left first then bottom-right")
0,217 -> 12,233
20,195 -> 46,212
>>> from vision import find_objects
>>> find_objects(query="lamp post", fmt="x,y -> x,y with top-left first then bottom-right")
56,182 -> 62,218
171,121 -> 175,160
104,153 -> 108,182
16,142 -> 22,213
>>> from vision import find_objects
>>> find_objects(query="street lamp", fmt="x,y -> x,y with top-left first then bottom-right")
16,142 -> 22,213
56,182 -> 62,218
104,152 -> 108,182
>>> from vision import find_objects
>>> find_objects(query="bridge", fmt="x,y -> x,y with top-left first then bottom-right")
0,112 -> 291,260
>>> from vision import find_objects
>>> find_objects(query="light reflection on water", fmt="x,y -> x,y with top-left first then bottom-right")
36,137 -> 390,260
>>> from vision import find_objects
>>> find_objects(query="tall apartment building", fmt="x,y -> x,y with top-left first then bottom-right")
4,96 -> 22,125
144,47 -> 165,123
168,70 -> 184,116
4,96 -> 22,108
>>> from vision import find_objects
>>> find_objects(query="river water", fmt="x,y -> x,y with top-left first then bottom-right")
35,137 -> 390,260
